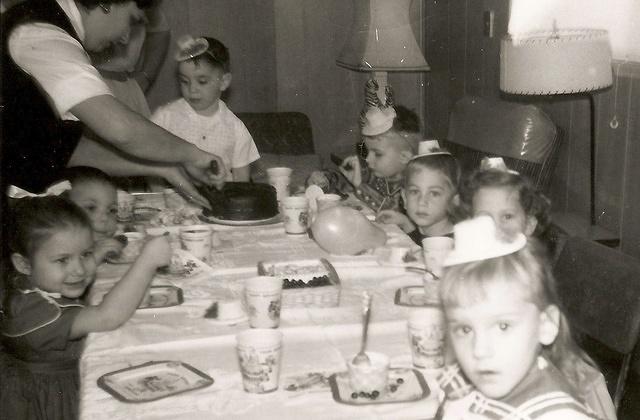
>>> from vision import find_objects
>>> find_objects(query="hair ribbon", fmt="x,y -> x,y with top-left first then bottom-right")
6,180 -> 72,199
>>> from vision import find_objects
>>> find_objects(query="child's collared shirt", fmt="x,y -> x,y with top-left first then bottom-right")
437,358 -> 603,420
152,99 -> 260,181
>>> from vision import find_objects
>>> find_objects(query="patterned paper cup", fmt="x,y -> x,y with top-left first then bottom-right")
282,196 -> 309,234
179,225 -> 212,262
407,306 -> 446,369
236,329 -> 283,393
244,276 -> 283,328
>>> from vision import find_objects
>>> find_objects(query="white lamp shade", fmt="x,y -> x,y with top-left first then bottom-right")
336,0 -> 430,72
500,29 -> 613,94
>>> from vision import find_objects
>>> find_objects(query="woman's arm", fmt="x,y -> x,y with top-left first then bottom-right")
70,235 -> 171,337
70,95 -> 226,188
69,137 -> 212,207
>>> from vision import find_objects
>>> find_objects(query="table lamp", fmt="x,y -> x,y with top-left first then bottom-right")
336,0 -> 430,106
500,28 -> 613,232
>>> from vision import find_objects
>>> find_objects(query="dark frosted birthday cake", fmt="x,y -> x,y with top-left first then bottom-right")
199,182 -> 278,221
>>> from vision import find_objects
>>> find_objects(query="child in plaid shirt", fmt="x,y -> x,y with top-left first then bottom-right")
307,104 -> 420,213
435,216 -> 606,420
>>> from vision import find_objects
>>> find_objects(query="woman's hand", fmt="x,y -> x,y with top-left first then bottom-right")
339,155 -> 362,187
160,166 -> 211,209
376,210 -> 415,233
183,153 -> 227,190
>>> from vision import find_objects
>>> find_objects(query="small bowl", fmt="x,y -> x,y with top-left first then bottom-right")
347,351 -> 390,396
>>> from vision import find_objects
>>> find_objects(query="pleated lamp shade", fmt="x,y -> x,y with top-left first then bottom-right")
500,29 -> 613,94
336,0 -> 430,72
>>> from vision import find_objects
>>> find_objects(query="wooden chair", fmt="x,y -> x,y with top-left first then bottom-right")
553,235 -> 640,412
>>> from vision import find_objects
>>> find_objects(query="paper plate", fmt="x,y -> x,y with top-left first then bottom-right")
199,213 -> 282,226
97,361 -> 213,403
329,368 -> 429,405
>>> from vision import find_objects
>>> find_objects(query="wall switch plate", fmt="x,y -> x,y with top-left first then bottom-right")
483,10 -> 495,38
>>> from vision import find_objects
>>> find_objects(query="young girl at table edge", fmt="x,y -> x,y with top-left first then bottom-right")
0,196 -> 171,420
435,216 -> 611,420
460,157 -> 560,261
63,166 -> 125,264
151,34 -> 259,182
377,143 -> 466,246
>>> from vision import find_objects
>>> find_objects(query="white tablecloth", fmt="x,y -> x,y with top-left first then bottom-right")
80,217 -> 440,419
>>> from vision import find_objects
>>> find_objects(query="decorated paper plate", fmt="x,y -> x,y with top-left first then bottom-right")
394,286 -> 439,307
138,286 -> 184,310
97,360 -> 213,403
199,213 -> 282,227
329,368 -> 429,405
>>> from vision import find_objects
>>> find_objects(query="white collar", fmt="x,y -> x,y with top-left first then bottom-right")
56,0 -> 85,41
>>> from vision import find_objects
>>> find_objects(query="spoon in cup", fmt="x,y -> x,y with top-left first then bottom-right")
352,291 -> 372,366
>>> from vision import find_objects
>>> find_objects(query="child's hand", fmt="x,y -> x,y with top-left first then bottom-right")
139,235 -> 172,268
339,155 -> 362,187
306,171 -> 330,190
376,210 -> 415,233
93,237 -> 126,264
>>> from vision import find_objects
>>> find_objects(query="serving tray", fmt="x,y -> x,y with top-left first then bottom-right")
97,360 -> 213,403
329,368 -> 429,405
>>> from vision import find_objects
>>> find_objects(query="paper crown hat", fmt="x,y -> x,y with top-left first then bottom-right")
443,215 -> 526,267
361,106 -> 396,136
175,35 -> 229,69
359,78 -> 396,136
480,157 -> 519,174
411,140 -> 452,160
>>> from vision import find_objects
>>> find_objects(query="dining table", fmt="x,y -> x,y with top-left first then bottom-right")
79,193 -> 443,420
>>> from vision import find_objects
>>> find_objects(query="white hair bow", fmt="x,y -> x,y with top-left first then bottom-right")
6,180 -> 72,199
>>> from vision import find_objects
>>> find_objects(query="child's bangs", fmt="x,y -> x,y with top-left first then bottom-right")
440,252 -> 542,308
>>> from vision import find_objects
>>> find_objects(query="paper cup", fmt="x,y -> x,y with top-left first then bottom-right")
117,190 -> 135,222
266,167 -> 292,202
179,225 -> 212,262
347,352 -> 390,396
282,196 -> 309,234
421,237 -> 454,278
236,329 -> 283,393
316,193 -> 342,212
244,276 -> 283,328
119,232 -> 146,262
407,306 -> 445,369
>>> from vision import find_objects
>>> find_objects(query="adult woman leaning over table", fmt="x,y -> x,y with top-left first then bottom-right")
1,0 -> 225,206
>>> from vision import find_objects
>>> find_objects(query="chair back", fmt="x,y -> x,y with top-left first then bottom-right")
554,235 -> 640,409
237,112 -> 314,155
444,96 -> 561,192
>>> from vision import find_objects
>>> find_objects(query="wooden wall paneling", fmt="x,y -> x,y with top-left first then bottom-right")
619,63 -> 640,255
146,0 -> 277,112
146,1 -> 189,110
463,0 -> 485,96
565,98 -> 591,218
595,84 -> 627,233
447,0 -> 468,109
543,100 -> 573,212
425,10 -> 452,139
